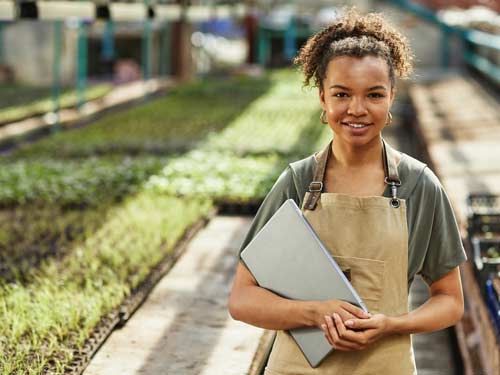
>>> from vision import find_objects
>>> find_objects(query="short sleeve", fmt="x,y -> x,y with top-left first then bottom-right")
417,169 -> 467,285
238,165 -> 300,256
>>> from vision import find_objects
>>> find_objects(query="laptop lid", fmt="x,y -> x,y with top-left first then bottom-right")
240,199 -> 368,368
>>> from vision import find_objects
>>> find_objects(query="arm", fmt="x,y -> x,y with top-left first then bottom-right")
390,266 -> 464,334
320,266 -> 464,351
228,262 -> 370,331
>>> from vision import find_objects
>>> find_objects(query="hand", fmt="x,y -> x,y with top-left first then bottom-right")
312,299 -> 371,327
320,313 -> 393,351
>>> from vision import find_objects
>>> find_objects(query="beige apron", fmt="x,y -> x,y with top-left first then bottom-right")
265,139 -> 417,375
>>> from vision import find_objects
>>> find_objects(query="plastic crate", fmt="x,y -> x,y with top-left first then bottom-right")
467,194 -> 500,236
471,236 -> 500,288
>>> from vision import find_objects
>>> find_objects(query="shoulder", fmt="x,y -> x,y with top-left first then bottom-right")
288,154 -> 316,196
289,154 -> 316,181
398,153 -> 431,198
401,154 -> 452,209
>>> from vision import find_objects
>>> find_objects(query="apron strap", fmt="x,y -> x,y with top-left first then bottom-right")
304,138 -> 403,211
382,139 -> 402,208
304,141 -> 332,210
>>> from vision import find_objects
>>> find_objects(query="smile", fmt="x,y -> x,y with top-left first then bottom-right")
342,122 -> 371,129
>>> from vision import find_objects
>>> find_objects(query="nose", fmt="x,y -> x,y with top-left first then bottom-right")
347,96 -> 367,116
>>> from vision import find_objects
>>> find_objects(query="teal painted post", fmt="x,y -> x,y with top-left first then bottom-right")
440,24 -> 451,68
77,21 -> 87,110
0,22 -> 4,65
52,21 -> 63,132
257,27 -> 268,66
142,0 -> 152,80
102,20 -> 115,59
284,17 -> 297,61
159,22 -> 170,76
102,20 -> 115,79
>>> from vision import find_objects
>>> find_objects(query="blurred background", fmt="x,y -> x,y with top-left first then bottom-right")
0,1 -> 498,375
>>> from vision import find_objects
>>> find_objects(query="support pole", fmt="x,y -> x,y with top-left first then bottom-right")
284,17 -> 296,61
52,20 -> 63,132
142,0 -> 152,80
159,21 -> 170,76
102,20 -> 115,78
440,23 -> 451,68
77,20 -> 88,110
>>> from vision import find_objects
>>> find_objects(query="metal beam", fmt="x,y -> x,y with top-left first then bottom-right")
109,2 -> 148,22
154,4 -> 182,22
38,1 -> 94,20
0,0 -> 15,21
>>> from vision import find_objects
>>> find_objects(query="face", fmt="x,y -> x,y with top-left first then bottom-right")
319,55 -> 395,148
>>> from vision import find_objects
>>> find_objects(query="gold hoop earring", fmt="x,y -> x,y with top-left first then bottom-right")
386,111 -> 393,126
320,110 -> 328,124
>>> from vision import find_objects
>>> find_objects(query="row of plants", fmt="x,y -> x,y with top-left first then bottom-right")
0,192 -> 213,374
0,69 -> 330,374
0,156 -> 167,208
0,206 -> 107,282
0,73 -> 272,374
146,70 -> 331,204
11,77 -> 271,158
0,83 -> 112,125
204,70 -> 329,156
2,71 -> 330,208
145,150 -> 287,203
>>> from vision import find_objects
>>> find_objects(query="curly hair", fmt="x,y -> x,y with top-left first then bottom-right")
293,7 -> 414,90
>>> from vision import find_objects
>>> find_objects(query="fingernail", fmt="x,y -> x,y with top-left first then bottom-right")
333,313 -> 338,319
324,315 -> 329,321
321,324 -> 326,330
345,320 -> 354,327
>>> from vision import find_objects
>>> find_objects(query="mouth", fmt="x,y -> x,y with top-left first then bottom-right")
341,122 -> 372,129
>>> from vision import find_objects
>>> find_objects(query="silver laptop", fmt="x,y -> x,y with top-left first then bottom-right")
240,199 -> 368,368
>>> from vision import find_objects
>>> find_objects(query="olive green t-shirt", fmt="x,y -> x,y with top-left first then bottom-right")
239,151 -> 467,289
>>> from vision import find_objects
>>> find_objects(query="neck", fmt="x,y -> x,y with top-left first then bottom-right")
331,136 -> 383,168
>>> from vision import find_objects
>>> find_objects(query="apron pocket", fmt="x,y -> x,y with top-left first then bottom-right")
332,255 -> 385,313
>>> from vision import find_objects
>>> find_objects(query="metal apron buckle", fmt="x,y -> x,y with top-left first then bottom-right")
385,177 -> 401,208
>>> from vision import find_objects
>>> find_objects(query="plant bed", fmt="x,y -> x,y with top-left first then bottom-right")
0,156 -> 167,208
144,150 -> 289,204
0,206 -> 109,283
0,192 -> 213,374
59,208 -> 215,375
11,76 -> 271,159
0,84 -> 112,126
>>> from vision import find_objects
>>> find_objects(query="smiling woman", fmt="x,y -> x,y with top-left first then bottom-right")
228,7 -> 467,375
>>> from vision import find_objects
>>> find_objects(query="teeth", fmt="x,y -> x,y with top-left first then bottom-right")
345,123 -> 367,128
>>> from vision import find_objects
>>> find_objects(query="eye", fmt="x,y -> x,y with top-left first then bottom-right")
368,92 -> 385,98
333,92 -> 348,98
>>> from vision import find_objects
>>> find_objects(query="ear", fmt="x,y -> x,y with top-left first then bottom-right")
319,88 -> 326,110
389,87 -> 395,107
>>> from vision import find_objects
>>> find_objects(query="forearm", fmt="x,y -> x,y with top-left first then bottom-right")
390,293 -> 464,335
229,285 -> 318,330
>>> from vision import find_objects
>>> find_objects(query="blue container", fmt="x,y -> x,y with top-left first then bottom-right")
485,277 -> 500,344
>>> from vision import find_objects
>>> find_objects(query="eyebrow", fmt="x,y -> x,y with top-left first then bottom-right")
329,85 -> 387,91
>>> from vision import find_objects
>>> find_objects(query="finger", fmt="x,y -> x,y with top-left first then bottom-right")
321,324 -> 334,347
333,313 -> 347,339
344,317 -> 377,330
337,310 -> 358,322
325,315 -> 336,339
341,302 -> 371,319
325,315 -> 341,346
330,314 -> 363,350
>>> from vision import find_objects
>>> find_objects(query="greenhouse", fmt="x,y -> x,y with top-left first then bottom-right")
0,0 -> 499,374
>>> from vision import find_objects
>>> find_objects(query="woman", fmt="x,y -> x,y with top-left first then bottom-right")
228,8 -> 466,375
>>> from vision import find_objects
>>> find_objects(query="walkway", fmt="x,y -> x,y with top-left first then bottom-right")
83,216 -> 265,375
